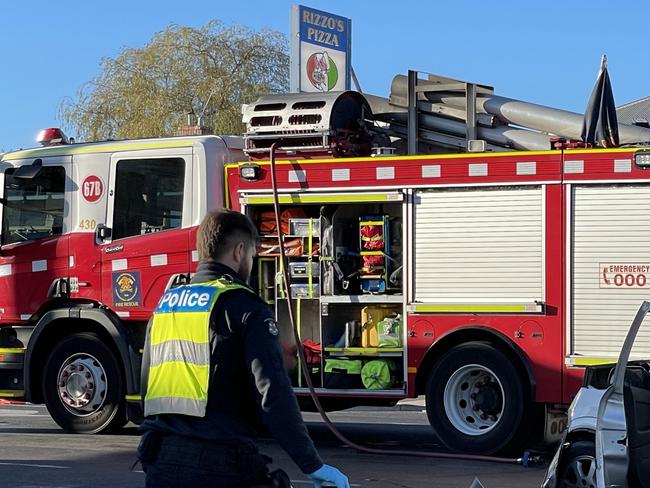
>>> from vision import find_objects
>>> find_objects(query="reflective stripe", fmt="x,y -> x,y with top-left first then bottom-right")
226,149 -> 562,168
144,396 -> 207,418
149,339 -> 210,367
567,357 -> 617,367
409,303 -> 543,313
242,193 -> 403,205
0,390 -> 24,398
4,139 -> 193,160
146,362 -> 209,403
0,348 -> 25,354
150,312 -> 209,345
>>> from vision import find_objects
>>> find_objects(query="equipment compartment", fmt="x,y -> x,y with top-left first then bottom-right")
246,198 -> 405,393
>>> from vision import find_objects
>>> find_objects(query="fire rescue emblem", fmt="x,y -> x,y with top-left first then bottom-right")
306,51 -> 338,91
112,272 -> 142,307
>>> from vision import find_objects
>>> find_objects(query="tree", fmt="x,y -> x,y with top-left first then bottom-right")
60,21 -> 289,141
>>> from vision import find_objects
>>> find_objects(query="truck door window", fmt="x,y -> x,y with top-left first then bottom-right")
2,166 -> 66,245
112,158 -> 185,240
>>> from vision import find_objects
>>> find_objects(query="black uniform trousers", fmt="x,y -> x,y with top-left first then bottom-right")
138,432 -> 278,488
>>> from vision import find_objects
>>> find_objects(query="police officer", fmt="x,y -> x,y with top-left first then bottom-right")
138,208 -> 349,488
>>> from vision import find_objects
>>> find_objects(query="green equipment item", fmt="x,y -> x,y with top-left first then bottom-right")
324,359 -> 364,389
377,314 -> 401,347
361,360 -> 395,390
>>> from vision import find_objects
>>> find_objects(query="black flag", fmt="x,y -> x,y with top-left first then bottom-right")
581,55 -> 619,147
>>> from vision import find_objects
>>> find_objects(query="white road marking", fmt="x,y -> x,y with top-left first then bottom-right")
0,409 -> 48,416
0,462 -> 69,469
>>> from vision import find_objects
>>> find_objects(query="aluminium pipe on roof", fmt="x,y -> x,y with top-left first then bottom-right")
366,94 -> 551,150
367,93 -> 499,127
390,74 -> 650,144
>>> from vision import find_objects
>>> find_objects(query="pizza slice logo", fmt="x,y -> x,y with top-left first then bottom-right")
306,51 -> 338,92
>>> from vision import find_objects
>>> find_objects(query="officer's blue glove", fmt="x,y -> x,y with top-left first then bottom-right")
308,464 -> 350,488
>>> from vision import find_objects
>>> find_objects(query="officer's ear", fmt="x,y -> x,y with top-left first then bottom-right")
232,241 -> 246,264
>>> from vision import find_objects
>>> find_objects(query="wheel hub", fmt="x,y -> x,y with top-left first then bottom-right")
562,455 -> 596,488
57,354 -> 107,415
443,364 -> 505,436
474,382 -> 502,415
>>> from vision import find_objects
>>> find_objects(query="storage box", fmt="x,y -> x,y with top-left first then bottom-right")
289,261 -> 320,278
289,218 -> 320,237
289,283 -> 319,298
361,306 -> 398,348
324,359 -> 363,389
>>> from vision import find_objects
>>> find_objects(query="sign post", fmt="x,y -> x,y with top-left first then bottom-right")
290,4 -> 352,93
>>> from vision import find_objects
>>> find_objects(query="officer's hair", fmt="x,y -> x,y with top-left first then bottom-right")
197,209 -> 258,261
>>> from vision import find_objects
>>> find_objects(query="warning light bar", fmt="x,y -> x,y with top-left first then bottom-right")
36,128 -> 70,146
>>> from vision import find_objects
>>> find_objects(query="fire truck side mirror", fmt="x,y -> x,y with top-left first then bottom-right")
95,224 -> 112,242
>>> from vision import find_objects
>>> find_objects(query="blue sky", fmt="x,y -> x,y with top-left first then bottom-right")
1,0 -> 647,151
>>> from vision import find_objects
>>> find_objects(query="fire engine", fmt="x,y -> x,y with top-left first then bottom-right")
2,71 -> 650,455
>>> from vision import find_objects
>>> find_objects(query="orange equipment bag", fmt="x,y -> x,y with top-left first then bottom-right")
257,208 -> 307,235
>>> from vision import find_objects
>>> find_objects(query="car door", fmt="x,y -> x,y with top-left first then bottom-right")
595,301 -> 650,488
98,150 -> 192,320
622,368 -> 650,487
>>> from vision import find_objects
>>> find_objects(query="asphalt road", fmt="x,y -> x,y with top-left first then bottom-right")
0,403 -> 549,488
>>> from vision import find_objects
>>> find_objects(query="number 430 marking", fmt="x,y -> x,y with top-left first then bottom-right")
79,219 -> 97,230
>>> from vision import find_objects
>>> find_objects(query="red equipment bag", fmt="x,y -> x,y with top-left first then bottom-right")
362,254 -> 385,273
360,224 -> 384,251
302,339 -> 322,366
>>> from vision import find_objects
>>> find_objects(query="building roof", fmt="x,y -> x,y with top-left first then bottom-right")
617,96 -> 650,126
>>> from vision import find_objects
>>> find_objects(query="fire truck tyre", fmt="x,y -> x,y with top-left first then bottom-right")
557,441 -> 596,488
43,332 -> 127,434
425,342 -> 527,454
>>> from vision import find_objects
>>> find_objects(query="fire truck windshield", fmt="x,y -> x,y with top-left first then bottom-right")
1,166 -> 65,245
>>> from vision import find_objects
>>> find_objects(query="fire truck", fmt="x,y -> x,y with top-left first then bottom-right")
2,71 -> 650,455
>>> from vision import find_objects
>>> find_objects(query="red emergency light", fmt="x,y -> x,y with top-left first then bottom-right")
36,128 -> 70,146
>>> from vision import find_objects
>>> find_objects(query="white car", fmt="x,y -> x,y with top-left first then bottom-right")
542,301 -> 650,488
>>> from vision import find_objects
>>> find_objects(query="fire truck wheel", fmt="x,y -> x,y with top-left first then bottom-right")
425,341 -> 527,454
43,332 -> 127,434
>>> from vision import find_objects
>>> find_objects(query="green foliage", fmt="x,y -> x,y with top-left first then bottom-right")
60,21 -> 289,141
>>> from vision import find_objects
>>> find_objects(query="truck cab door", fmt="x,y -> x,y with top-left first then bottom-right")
98,150 -> 192,320
596,301 -> 650,488
0,156 -> 71,322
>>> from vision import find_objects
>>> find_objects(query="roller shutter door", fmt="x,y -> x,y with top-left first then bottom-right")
571,185 -> 650,358
413,187 -> 544,304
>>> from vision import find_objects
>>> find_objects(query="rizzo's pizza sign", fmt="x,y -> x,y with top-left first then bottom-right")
290,5 -> 351,93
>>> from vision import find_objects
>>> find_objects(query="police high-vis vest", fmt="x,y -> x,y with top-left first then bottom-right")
144,278 -> 247,418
